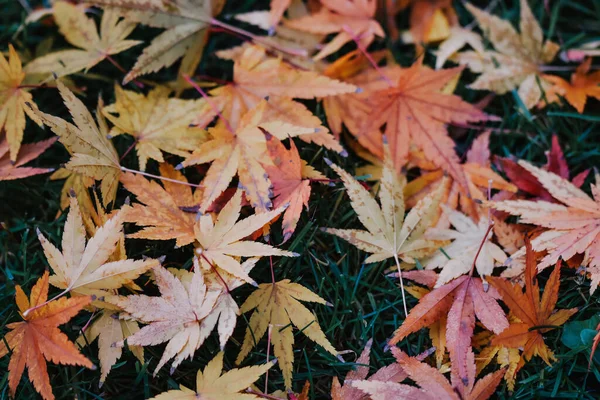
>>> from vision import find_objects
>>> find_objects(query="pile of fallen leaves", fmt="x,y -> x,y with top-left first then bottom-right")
1,0 -> 599,399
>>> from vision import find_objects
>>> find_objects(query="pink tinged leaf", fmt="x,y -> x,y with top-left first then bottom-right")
469,278 -> 509,334
445,280 -> 475,387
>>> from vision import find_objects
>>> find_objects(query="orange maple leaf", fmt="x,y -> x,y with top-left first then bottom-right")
194,45 -> 355,153
360,60 -> 488,190
543,58 -> 600,113
0,136 -> 56,181
0,271 -> 94,400
284,0 -> 385,60
388,274 -> 508,387
488,241 -> 578,368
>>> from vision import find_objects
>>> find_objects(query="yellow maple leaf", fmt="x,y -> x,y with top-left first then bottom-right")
37,196 -> 159,301
24,2 -> 140,78
103,85 -> 208,171
31,81 -> 121,206
236,279 -> 337,389
0,44 -> 43,162
454,0 -> 560,109
193,189 -> 297,285
85,0 -> 225,90
149,351 -> 273,400
542,58 -> 600,113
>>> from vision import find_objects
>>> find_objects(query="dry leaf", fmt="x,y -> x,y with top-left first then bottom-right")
0,271 -> 94,400
31,81 -> 121,206
120,163 -> 198,247
351,347 -> 504,400
149,351 -> 273,400
425,205 -> 507,287
236,279 -> 337,388
491,160 -> 600,292
435,27 -> 484,69
110,266 -> 219,375
285,0 -> 385,60
488,241 -> 578,367
103,86 -> 207,171
38,196 -> 159,300
0,136 -> 56,181
542,58 -> 600,113
0,44 -> 43,161
193,189 -> 297,285
24,2 -> 140,78
454,0 -> 560,109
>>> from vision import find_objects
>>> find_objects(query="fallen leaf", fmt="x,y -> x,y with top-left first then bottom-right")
454,0 -> 560,109
491,160 -> 600,291
38,195 -> 159,300
24,2 -> 140,78
0,44 -> 43,161
542,58 -> 600,113
284,0 -> 385,60
103,85 -> 207,171
120,163 -> 199,247
31,80 -> 121,206
360,60 -> 488,189
0,271 -> 94,400
236,279 -> 337,388
351,347 -> 505,400
110,266 -> 219,375
149,351 -> 273,400
425,205 -> 507,287
0,136 -> 56,181
488,241 -> 578,367
435,27 -> 484,69
331,338 -> 406,400
193,189 -> 297,286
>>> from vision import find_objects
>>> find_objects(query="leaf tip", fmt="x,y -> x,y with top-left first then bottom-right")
175,163 -> 184,171
324,157 -> 333,166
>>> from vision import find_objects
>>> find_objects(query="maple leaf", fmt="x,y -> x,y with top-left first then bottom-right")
331,339 -> 406,400
149,351 -> 274,400
103,85 -> 207,171
435,27 -> 484,69
84,0 -> 225,88
37,195 -> 159,300
454,0 -> 560,109
236,279 -> 337,388
472,330 -> 519,392
268,0 -> 292,31
120,163 -> 199,247
491,160 -> 600,288
193,189 -> 297,285
0,44 -> 43,162
0,271 -> 94,400
24,2 -> 140,78
0,136 -> 56,181
170,257 -> 258,351
405,132 -> 517,223
110,266 -> 219,375
488,241 -> 578,367
350,347 -> 505,400
194,45 -> 355,153
388,273 -> 508,386
265,134 -> 325,241
31,80 -> 121,206
360,60 -> 488,189
284,0 -> 385,60
542,58 -> 600,113
76,309 -> 144,384
323,148 -> 446,265
497,135 -> 589,203
425,205 -> 507,287
183,99 -> 315,212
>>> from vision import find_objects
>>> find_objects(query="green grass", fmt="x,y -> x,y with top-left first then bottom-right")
2,0 -> 600,399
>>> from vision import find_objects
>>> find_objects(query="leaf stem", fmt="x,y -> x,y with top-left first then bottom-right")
119,166 -> 203,188
468,223 -> 494,277
198,252 -> 231,294
393,253 -> 409,317
105,55 -> 144,89
181,74 -> 235,134
342,24 -> 392,87
119,139 -> 138,161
